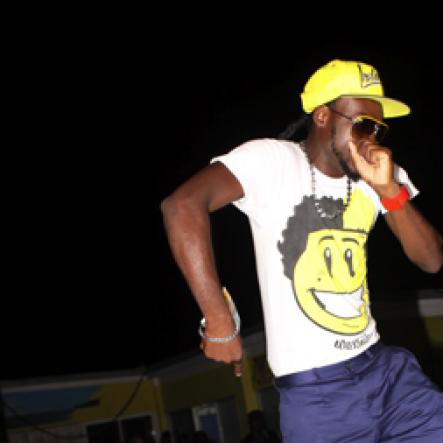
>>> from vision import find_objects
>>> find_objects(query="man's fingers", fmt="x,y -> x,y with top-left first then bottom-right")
349,140 -> 365,164
233,360 -> 243,377
349,140 -> 374,176
199,339 -> 243,377
349,139 -> 357,154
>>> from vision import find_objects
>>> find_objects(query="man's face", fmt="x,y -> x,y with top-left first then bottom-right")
329,98 -> 384,179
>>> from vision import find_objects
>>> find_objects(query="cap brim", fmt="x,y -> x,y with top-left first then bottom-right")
340,95 -> 410,119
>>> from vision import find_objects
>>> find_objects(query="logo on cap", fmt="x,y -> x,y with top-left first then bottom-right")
358,64 -> 380,89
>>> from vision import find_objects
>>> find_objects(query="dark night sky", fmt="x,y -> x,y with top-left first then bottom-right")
3,32 -> 443,381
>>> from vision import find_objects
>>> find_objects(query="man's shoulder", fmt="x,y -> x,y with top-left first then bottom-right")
236,138 -> 303,159
243,137 -> 298,149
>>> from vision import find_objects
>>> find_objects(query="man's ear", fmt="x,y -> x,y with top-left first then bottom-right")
312,105 -> 331,128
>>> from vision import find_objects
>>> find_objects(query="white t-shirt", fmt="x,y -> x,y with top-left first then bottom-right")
211,138 -> 418,377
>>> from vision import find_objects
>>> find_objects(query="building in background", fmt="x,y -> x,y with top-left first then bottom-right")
1,289 -> 441,443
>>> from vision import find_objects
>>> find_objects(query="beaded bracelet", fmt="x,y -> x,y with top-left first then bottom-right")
198,287 -> 241,343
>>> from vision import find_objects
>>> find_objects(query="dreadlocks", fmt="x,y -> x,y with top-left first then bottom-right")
278,113 -> 312,141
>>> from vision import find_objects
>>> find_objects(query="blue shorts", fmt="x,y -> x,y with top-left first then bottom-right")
275,341 -> 443,442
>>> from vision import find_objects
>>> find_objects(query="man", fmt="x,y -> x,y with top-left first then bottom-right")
161,59 -> 443,441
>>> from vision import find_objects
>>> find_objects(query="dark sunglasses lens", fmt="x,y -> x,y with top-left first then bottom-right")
375,125 -> 388,143
352,119 -> 387,143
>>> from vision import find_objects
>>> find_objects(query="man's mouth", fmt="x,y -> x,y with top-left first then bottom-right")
311,286 -> 365,318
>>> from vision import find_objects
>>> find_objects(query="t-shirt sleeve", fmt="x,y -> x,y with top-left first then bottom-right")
210,138 -> 287,221
378,164 -> 419,214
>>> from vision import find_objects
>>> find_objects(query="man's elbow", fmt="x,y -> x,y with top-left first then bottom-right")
160,192 -> 205,225
160,194 -> 182,225
426,242 -> 443,273
160,194 -> 174,217
414,253 -> 443,274
420,262 -> 442,274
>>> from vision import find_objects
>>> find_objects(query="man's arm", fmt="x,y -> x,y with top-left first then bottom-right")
160,162 -> 245,375
383,201 -> 442,273
349,140 -> 443,273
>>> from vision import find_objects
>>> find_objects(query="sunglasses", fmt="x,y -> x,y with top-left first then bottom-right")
329,107 -> 389,144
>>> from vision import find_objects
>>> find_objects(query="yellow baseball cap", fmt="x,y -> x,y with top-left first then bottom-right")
300,59 -> 410,118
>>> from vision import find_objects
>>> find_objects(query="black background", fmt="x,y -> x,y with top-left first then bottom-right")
3,24 -> 442,381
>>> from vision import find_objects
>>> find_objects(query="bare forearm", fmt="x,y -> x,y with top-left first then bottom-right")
160,162 -> 245,374
385,202 -> 443,273
349,142 -> 442,273
161,196 -> 234,333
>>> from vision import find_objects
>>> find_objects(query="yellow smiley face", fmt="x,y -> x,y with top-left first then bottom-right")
293,228 -> 369,335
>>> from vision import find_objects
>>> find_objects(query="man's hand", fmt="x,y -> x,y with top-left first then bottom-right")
200,330 -> 243,377
198,287 -> 243,376
349,140 -> 442,273
349,140 -> 399,198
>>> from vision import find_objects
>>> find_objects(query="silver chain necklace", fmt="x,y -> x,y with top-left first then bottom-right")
300,141 -> 352,219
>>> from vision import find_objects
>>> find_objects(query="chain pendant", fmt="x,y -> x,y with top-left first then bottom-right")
302,141 -> 352,219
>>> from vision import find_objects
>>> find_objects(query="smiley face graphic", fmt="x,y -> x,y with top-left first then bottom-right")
278,188 -> 376,336
293,228 -> 369,334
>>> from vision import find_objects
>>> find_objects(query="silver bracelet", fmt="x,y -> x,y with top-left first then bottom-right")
198,287 -> 241,343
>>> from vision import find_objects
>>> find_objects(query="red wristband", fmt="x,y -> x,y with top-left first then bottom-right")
381,185 -> 410,211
